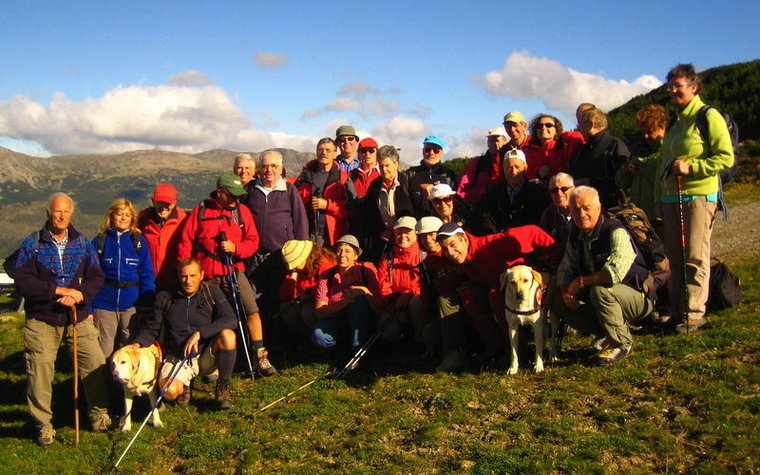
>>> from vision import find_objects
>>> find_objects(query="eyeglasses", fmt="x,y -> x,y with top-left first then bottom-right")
549,186 -> 573,194
423,147 -> 442,154
538,123 -> 555,129
432,196 -> 453,204
337,136 -> 357,143
667,81 -> 691,90
359,148 -> 376,153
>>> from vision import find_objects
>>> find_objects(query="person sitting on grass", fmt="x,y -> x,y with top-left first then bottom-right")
126,258 -> 238,410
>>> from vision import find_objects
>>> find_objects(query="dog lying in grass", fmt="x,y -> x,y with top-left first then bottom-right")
500,265 -> 547,375
110,344 -> 164,431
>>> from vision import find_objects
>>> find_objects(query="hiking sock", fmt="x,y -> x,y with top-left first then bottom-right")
252,339 -> 264,351
216,348 -> 236,379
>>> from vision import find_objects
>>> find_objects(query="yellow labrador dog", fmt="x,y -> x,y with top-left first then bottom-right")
500,265 -> 546,375
110,344 -> 164,431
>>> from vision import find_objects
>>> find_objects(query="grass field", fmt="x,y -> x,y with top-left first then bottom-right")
0,248 -> 758,474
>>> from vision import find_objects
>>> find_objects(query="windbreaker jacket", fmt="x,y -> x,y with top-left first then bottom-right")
178,193 -> 260,279
295,160 -> 355,246
138,206 -> 188,290
456,150 -> 502,204
522,131 -> 584,180
92,229 -> 156,311
405,161 -> 458,217
376,241 -> 423,301
570,129 -> 631,207
350,166 -> 381,198
14,224 -> 105,326
242,177 -> 309,253
131,285 -> 236,358
278,255 -> 336,301
656,95 -> 734,198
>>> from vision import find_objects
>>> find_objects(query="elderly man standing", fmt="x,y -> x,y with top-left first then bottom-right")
179,173 -> 276,376
233,153 -> 257,193
482,149 -> 549,233
14,193 -> 111,445
570,108 -> 630,208
406,135 -> 458,217
457,128 -> 508,205
242,149 -> 309,323
548,186 -> 653,366
138,183 -> 188,291
335,125 -> 361,173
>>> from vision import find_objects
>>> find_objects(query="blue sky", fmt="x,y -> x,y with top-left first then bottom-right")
1,0 -> 758,162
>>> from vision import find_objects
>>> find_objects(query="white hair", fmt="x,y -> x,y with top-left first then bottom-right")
569,185 -> 600,206
47,192 -> 75,215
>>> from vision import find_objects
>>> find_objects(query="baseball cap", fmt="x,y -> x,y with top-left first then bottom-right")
153,183 -> 177,204
358,137 -> 378,149
394,216 -> 417,230
436,222 -> 465,240
487,127 -> 506,137
334,234 -> 362,256
503,111 -> 527,124
505,149 -> 527,164
217,172 -> 247,197
428,183 -> 456,200
422,135 -> 446,151
416,216 -> 443,235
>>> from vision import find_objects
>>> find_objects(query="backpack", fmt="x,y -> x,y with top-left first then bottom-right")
3,230 -> 88,280
707,258 -> 742,312
694,105 -> 740,220
606,204 -> 671,298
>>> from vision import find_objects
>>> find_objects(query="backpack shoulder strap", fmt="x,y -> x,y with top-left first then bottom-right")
695,105 -> 712,153
96,234 -> 106,257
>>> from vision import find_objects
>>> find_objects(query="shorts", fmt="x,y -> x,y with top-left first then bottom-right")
206,270 -> 259,315
159,343 -> 216,387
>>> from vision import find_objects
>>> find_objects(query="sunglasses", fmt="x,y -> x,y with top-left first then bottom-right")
359,148 -> 376,153
433,196 -> 453,204
538,123 -> 555,129
549,186 -> 573,194
338,137 -> 357,143
423,147 -> 442,154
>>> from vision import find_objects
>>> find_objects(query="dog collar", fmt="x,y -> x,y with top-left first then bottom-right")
505,283 -> 547,316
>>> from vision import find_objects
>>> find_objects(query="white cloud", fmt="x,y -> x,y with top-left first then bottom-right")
0,72 -> 314,155
475,50 -> 661,117
301,97 -> 360,121
251,52 -> 288,70
371,115 -> 430,164
302,81 -> 403,121
168,70 -> 212,86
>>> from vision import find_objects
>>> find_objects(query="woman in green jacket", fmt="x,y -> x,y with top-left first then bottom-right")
656,64 -> 734,334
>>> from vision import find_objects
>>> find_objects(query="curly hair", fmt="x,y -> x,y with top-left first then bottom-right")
99,198 -> 140,235
636,105 -> 670,131
529,114 -> 565,147
304,244 -> 336,278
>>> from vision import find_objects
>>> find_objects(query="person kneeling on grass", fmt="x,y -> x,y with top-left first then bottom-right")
125,258 -> 238,410
547,186 -> 654,366
314,235 -> 382,370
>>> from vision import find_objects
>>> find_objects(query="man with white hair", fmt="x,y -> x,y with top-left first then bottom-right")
14,193 -> 111,445
548,186 -> 653,366
539,172 -> 576,258
482,149 -> 549,233
233,153 -> 257,193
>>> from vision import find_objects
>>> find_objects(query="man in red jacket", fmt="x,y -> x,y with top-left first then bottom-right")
178,173 -> 275,376
138,183 -> 188,290
436,222 -> 559,364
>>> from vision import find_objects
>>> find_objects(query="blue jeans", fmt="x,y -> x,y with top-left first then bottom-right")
313,295 -> 371,349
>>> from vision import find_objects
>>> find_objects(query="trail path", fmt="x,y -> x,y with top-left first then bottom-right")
711,200 -> 760,261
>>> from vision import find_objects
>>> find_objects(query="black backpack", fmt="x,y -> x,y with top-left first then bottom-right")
707,258 -> 742,312
606,204 -> 671,298
694,105 -> 740,219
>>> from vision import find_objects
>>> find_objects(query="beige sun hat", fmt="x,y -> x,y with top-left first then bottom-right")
282,240 -> 314,271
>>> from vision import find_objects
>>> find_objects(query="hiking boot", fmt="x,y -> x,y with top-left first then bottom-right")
595,346 -> 632,366
580,337 -> 610,359
255,347 -> 277,377
675,316 -> 708,335
37,424 -> 55,446
214,379 -> 233,410
436,349 -> 469,373
176,384 -> 192,406
203,369 -> 219,383
89,407 -> 112,432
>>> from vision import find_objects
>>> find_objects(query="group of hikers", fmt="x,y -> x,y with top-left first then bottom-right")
13,63 -> 735,446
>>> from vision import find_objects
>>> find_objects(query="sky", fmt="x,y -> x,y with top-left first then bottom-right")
1,0 -> 758,164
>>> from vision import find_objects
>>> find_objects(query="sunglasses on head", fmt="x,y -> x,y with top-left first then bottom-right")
549,186 -> 573,194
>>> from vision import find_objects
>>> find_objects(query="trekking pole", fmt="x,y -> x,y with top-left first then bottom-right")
676,175 -> 690,335
113,353 -> 193,469
220,232 -> 256,380
70,307 -> 80,445
332,330 -> 381,380
254,368 -> 333,415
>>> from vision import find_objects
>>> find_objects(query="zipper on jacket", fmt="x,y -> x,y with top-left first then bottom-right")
116,232 -> 122,309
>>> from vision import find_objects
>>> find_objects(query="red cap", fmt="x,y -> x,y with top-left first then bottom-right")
152,183 -> 177,204
358,137 -> 378,149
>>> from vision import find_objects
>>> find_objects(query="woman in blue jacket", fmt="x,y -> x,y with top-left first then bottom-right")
93,198 -> 155,357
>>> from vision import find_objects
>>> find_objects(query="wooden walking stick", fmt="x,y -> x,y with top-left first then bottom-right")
70,306 -> 80,444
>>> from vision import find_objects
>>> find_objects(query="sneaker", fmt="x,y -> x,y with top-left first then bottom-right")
89,407 -> 112,432
255,347 -> 277,377
203,369 -> 219,384
37,424 -> 55,446
176,384 -> 192,406
675,316 -> 708,335
580,337 -> 610,359
595,346 -> 632,366
214,379 -> 233,410
436,349 -> 469,373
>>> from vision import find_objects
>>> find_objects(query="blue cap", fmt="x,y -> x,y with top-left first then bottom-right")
422,135 -> 446,151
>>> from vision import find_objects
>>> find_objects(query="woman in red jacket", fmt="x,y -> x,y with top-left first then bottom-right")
522,114 -> 584,182
376,216 -> 423,343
